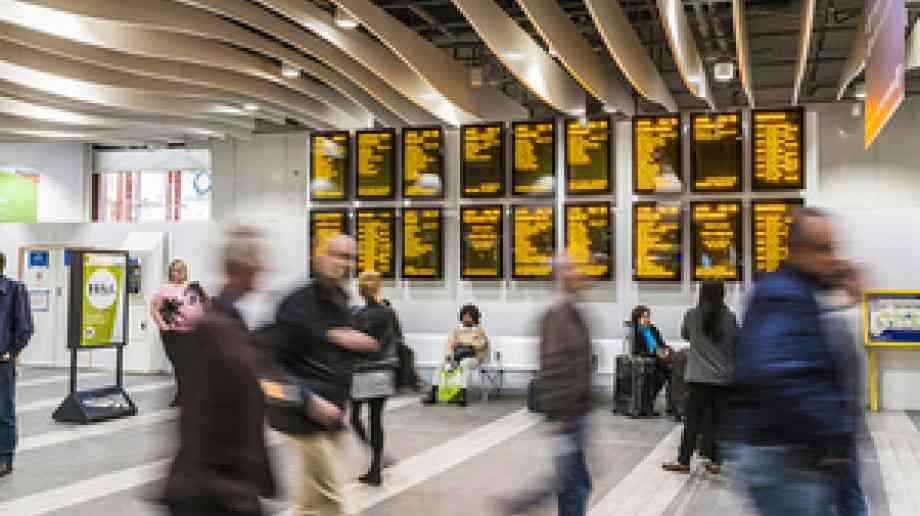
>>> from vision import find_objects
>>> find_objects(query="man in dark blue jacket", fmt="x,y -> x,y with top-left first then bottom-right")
0,252 -> 34,477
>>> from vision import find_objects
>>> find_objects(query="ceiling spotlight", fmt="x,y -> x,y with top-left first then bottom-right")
470,66 -> 483,88
243,103 -> 259,112
282,64 -> 300,78
853,82 -> 866,99
603,104 -> 619,114
334,9 -> 358,29
713,61 -> 734,82
503,51 -> 525,62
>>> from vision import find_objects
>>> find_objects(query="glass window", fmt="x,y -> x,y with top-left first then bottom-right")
179,170 -> 212,221
138,172 -> 167,222
97,169 -> 212,222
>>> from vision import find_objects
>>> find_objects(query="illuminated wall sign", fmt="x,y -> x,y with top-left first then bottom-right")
357,129 -> 396,199
462,124 -> 505,197
512,121 -> 556,196
752,199 -> 803,274
355,208 -> 396,278
403,127 -> 444,198
565,118 -> 611,195
633,202 -> 682,281
633,116 -> 682,194
310,131 -> 350,200
402,208 -> 443,279
512,205 -> 555,279
460,205 -> 503,280
752,110 -> 804,190
691,113 -> 742,192
565,203 -> 612,280
691,201 -> 742,281
309,209 -> 348,276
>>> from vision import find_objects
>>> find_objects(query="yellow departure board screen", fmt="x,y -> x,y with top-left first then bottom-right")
403,127 -> 444,198
310,132 -> 349,200
460,205 -> 503,279
512,121 -> 555,195
565,203 -> 612,280
633,116 -> 682,193
753,199 -> 803,274
356,208 -> 395,278
753,110 -> 804,190
357,129 -> 395,199
402,208 -> 443,279
691,201 -> 742,281
633,202 -> 682,281
512,205 -> 555,279
691,113 -> 742,192
462,124 -> 505,197
566,118 -> 611,195
309,209 -> 348,276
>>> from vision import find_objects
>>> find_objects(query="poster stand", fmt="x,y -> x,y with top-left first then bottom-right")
53,249 -> 136,424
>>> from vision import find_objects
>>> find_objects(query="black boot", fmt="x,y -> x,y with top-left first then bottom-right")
422,386 -> 438,405
359,469 -> 382,486
452,388 -> 468,407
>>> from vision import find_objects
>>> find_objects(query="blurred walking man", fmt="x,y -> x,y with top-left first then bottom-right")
0,252 -> 33,478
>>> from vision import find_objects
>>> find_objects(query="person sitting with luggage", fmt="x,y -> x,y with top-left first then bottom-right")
422,304 -> 488,407
628,305 -> 672,411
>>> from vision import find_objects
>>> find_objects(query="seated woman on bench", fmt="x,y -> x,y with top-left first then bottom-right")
423,304 -> 488,407
628,305 -> 672,409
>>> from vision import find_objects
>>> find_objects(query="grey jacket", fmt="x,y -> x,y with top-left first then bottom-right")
681,307 -> 738,384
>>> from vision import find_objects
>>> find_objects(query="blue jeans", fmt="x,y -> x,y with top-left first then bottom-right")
736,445 -> 835,516
835,447 -> 868,516
555,415 -> 591,516
0,360 -> 15,465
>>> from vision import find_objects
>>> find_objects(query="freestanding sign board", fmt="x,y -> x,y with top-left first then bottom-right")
864,0 -> 905,149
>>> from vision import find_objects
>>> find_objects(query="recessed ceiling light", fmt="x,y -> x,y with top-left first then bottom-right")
334,9 -> 358,29
713,62 -> 734,82
282,64 -> 300,78
243,103 -> 259,112
853,82 -> 866,99
503,51 -> 525,62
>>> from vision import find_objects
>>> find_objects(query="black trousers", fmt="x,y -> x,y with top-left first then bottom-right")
678,382 -> 725,465
161,331 -> 191,404
351,397 -> 386,474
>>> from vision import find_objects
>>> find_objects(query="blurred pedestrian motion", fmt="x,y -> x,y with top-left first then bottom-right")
0,251 -> 34,478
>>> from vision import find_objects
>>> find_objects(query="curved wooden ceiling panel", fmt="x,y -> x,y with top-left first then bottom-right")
656,0 -> 716,110
837,13 -> 865,101
732,0 -> 755,108
792,0 -> 816,106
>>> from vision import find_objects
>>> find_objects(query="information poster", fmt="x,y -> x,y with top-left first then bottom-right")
310,132 -> 349,200
512,206 -> 555,279
513,121 -> 555,195
633,116 -> 682,193
752,110 -> 804,189
402,208 -> 443,279
356,208 -> 395,278
566,118 -> 611,195
691,201 -> 742,281
403,127 -> 444,198
462,124 -> 505,197
460,205 -> 503,280
80,253 -> 126,347
691,113 -> 742,192
865,292 -> 920,344
309,209 -> 348,273
633,202 -> 682,281
357,129 -> 396,199
752,199 -> 803,274
565,203 -> 612,280
0,170 -> 38,223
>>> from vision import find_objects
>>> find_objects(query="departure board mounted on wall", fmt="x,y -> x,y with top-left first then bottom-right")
512,205 -> 555,280
356,129 -> 396,199
460,205 -> 504,280
310,131 -> 350,201
565,117 -> 611,195
462,123 -> 505,197
402,127 -> 444,199
633,116 -> 683,194
691,113 -> 742,192
633,202 -> 683,281
402,208 -> 443,279
355,208 -> 396,279
512,121 -> 556,196
691,201 -> 742,281
309,209 -> 349,277
752,109 -> 804,190
565,203 -> 612,280
752,199 -> 803,274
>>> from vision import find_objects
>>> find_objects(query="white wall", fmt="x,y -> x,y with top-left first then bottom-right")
0,143 -> 88,222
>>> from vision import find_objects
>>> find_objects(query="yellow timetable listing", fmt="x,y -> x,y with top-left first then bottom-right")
692,201 -> 742,281
513,121 -> 555,195
752,199 -> 803,273
462,124 -> 504,197
357,130 -> 395,198
753,110 -> 804,189
633,203 -> 682,281
633,116 -> 682,193
403,127 -> 443,198
691,113 -> 742,192
512,206 -> 555,279
403,208 -> 443,279
565,203 -> 611,279
356,209 -> 395,278
309,210 -> 348,275
566,118 -> 610,194
460,206 -> 503,279
310,132 -> 349,200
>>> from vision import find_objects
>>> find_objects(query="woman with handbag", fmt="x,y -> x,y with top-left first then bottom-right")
422,304 -> 488,407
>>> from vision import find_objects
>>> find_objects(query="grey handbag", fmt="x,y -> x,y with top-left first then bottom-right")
351,370 -> 396,400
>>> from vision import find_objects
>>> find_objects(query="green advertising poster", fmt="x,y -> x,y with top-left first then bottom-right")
81,253 -> 127,347
0,170 -> 38,223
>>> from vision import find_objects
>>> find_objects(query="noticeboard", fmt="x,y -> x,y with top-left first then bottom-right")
633,116 -> 683,194
752,109 -> 804,190
512,205 -> 555,280
691,201 -> 742,281
355,208 -> 396,278
403,127 -> 444,199
691,113 -> 742,192
68,251 -> 129,349
752,199 -> 803,274
402,208 -> 443,279
309,209 -> 349,275
633,202 -> 682,281
356,129 -> 396,199
460,205 -> 504,280
864,291 -> 920,347
310,131 -> 350,201
462,123 -> 505,197
512,121 -> 556,196
565,118 -> 611,195
565,203 -> 612,280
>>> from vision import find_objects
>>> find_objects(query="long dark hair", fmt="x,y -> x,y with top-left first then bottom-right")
699,281 -> 726,341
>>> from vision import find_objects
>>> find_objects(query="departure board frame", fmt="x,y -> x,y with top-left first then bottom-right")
751,108 -> 806,191
690,200 -> 743,282
751,198 -> 804,276
632,115 -> 683,195
402,126 -> 445,200
309,208 -> 350,278
461,123 -> 506,198
356,128 -> 397,200
401,207 -> 444,280
309,131 -> 351,202
690,112 -> 743,193
354,207 -> 397,279
564,116 -> 612,196
511,120 -> 557,197
511,205 -> 557,280
564,202 -> 613,281
632,201 -> 684,282
459,205 -> 505,281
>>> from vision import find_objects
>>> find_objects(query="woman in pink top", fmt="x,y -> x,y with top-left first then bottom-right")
151,259 -> 207,407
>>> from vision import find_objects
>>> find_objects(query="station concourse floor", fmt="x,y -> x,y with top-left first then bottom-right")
0,368 -> 913,516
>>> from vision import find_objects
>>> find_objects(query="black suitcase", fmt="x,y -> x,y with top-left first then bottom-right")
612,354 -> 632,413
629,357 -> 658,418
